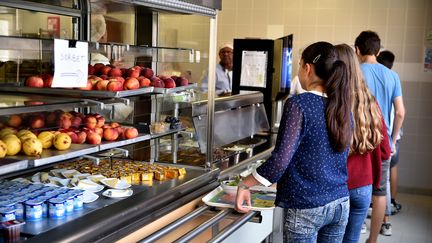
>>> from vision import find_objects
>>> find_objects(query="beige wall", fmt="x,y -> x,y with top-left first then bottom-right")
218,0 -> 432,193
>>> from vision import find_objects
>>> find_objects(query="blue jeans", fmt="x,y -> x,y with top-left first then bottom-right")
283,197 -> 350,243
343,185 -> 372,243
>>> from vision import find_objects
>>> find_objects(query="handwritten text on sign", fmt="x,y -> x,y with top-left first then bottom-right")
52,39 -> 88,88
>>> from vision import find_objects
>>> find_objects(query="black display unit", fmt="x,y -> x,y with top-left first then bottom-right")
232,38 -> 275,125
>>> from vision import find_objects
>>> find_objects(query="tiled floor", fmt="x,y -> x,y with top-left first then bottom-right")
359,193 -> 432,243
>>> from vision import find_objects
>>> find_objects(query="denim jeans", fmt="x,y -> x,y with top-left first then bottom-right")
343,185 -> 372,243
283,197 -> 350,243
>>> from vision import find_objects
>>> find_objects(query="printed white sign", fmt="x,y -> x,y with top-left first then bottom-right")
53,39 -> 88,88
240,50 -> 268,88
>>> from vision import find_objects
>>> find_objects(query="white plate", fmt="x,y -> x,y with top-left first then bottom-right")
87,174 -> 106,184
82,190 -> 99,203
50,168 -> 67,177
31,172 -> 41,183
48,177 -> 71,187
61,169 -> 80,178
100,178 -> 131,189
77,179 -> 104,193
102,189 -> 133,198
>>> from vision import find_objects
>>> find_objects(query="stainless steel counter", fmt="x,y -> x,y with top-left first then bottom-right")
21,164 -> 219,242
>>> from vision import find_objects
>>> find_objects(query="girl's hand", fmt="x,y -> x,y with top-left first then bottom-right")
235,187 -> 251,213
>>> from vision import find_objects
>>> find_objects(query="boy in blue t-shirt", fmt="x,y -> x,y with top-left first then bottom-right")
355,31 -> 405,241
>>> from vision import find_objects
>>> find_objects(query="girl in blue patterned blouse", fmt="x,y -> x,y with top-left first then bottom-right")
235,41 -> 353,242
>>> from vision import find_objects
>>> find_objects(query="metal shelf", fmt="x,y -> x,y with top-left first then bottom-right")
0,85 -> 154,99
152,83 -> 197,94
98,133 -> 151,150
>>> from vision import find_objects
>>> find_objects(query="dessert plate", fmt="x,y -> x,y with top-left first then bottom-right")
77,179 -> 104,193
102,189 -> 133,198
100,178 -> 131,189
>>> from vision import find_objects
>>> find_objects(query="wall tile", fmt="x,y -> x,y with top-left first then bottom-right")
419,82 -> 432,101
407,9 -> 426,27
236,10 -> 252,26
250,24 -> 267,38
222,0 -> 236,10
404,45 -> 423,63
283,10 -> 301,26
316,9 -> 335,26
351,11 -> 368,27
335,0 -> 353,9
417,119 -> 432,136
235,24 -> 252,38
302,0 -> 318,9
402,81 -> 420,98
267,8 -> 285,25
404,99 -> 422,117
372,0 -> 390,9
419,98 -> 432,117
387,27 -> 405,46
297,26 -> 316,43
405,27 -> 425,45
369,8 -> 388,27
316,26 -> 334,42
334,26 -> 353,44
284,1 -> 302,9
252,0 -> 267,10
407,0 -> 427,9
334,10 -> 353,27
389,0 -> 407,9
401,116 -> 418,134
353,0 -> 371,10
300,9 -> 317,26
237,0 -> 253,10
252,10 -> 268,27
399,133 -> 418,152
388,8 -> 407,27
317,0 -> 338,9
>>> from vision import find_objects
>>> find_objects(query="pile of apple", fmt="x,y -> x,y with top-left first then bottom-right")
0,111 -> 139,148
24,63 -> 189,91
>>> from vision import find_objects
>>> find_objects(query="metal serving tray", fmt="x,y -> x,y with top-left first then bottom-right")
0,85 -> 154,98
19,163 -> 213,237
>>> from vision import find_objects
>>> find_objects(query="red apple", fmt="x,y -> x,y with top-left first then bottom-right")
29,115 -> 45,129
95,80 -> 109,91
71,116 -> 82,128
25,76 -> 44,88
163,78 -> 176,88
110,76 -> 125,84
75,131 -> 87,144
142,68 -> 154,79
96,116 -> 105,128
8,115 -> 22,128
86,132 -> 102,144
128,68 -> 140,78
41,74 -> 53,88
100,74 -> 108,80
109,122 -> 120,128
101,66 -> 111,76
103,128 -> 119,141
93,63 -> 105,75
175,77 -> 189,87
79,78 -> 94,90
151,78 -> 165,88
109,68 -> 122,77
84,116 -> 97,129
94,127 -> 103,136
138,76 -> 151,87
124,127 -> 138,139
107,80 -> 123,91
123,77 -> 140,90
66,131 -> 78,143
88,64 -> 95,75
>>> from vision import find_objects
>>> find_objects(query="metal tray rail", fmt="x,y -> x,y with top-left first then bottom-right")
152,83 -> 197,94
0,85 -> 154,98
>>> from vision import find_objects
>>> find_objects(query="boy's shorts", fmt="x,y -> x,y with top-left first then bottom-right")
372,158 -> 390,196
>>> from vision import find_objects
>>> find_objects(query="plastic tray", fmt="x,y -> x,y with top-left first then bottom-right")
202,186 -> 276,211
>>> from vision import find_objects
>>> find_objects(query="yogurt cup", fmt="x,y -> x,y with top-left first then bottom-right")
71,190 -> 84,210
24,200 -> 43,221
48,198 -> 66,219
0,207 -> 16,222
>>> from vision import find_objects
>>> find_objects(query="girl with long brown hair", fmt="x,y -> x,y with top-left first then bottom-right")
335,44 -> 391,243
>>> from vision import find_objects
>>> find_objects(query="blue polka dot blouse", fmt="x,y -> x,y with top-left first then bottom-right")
255,92 -> 349,209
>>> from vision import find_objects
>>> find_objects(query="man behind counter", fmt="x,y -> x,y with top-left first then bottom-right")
201,44 -> 233,95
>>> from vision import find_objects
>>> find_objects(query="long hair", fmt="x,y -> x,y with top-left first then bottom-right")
301,42 -> 352,152
335,44 -> 383,154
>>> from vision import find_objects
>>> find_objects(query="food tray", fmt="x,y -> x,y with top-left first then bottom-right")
0,85 -> 154,98
202,186 -> 276,211
152,83 -> 197,94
